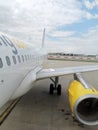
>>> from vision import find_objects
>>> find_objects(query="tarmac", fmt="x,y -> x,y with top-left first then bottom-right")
0,60 -> 98,130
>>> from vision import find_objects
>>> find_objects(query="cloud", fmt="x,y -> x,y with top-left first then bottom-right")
0,0 -> 97,34
84,0 -> 98,9
0,0 -> 85,43
48,30 -> 75,38
84,0 -> 95,9
46,25 -> 98,54
85,12 -> 98,19
0,0 -> 98,54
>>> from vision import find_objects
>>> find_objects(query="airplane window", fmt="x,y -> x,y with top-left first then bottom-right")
22,55 -> 24,62
25,55 -> 27,61
12,56 -> 16,64
28,55 -> 30,60
32,55 -> 34,59
17,55 -> 21,63
27,55 -> 29,60
30,55 -> 32,59
6,56 -> 11,66
0,58 -> 3,68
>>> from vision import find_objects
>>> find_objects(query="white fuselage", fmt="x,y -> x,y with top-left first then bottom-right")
0,33 -> 47,108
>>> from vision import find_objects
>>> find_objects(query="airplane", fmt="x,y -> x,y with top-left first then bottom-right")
0,30 -> 98,126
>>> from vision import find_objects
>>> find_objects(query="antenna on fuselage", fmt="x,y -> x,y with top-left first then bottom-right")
42,28 -> 45,48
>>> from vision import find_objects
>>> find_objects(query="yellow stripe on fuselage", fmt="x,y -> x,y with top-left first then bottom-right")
12,39 -> 28,49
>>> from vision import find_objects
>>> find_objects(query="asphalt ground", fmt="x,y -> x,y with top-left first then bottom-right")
0,60 -> 98,130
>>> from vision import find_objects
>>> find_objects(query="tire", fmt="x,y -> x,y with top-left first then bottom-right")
57,84 -> 61,96
49,84 -> 54,95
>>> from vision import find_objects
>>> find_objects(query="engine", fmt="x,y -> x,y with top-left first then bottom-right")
68,73 -> 98,125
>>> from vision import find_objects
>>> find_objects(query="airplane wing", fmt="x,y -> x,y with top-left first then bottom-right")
36,65 -> 98,80
36,64 -> 98,126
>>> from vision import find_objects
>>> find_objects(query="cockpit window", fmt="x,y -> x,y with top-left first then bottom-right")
0,58 -> 3,68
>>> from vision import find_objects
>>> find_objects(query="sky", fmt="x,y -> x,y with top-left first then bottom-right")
0,0 -> 98,54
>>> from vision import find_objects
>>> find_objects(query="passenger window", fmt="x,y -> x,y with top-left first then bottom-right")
30,55 -> 32,59
6,56 -> 11,66
27,55 -> 29,60
12,56 -> 16,64
32,55 -> 34,59
18,55 -> 21,63
28,55 -> 30,60
0,58 -> 3,68
22,55 -> 24,62
25,55 -> 27,61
